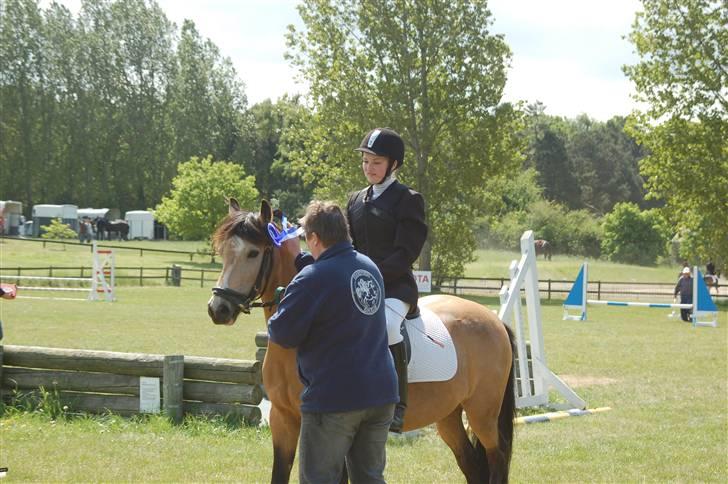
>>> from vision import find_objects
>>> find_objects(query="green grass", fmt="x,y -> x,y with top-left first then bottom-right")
1,239 -> 727,482
466,248 -> 700,283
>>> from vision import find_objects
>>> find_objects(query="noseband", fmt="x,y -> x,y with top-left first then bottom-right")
212,244 -> 276,314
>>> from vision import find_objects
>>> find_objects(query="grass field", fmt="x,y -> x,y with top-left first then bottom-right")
1,238 -> 727,482
1,236 -> 712,283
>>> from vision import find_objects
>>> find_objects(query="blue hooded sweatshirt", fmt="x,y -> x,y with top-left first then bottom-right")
268,241 -> 398,413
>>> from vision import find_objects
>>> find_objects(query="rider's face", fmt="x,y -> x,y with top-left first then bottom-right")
361,153 -> 390,185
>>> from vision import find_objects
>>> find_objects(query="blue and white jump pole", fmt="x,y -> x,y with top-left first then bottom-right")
563,264 -> 718,327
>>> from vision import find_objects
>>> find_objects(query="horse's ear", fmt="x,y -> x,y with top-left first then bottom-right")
260,200 -> 273,223
228,197 -> 241,215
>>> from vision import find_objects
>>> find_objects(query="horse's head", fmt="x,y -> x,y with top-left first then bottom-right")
207,199 -> 277,325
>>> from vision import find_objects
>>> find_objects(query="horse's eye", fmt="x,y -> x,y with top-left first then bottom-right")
248,250 -> 260,259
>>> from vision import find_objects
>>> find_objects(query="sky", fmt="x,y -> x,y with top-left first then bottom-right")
43,0 -> 643,121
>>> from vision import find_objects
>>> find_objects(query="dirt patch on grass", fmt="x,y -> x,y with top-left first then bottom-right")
560,374 -> 618,388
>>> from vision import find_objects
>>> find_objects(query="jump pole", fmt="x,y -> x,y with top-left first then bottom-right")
0,242 -> 115,302
499,230 -> 586,410
562,263 -> 718,327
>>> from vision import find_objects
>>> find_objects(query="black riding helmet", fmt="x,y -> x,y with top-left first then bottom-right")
354,128 -> 405,183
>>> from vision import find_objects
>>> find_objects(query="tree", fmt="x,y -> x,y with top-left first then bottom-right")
248,96 -> 313,216
624,0 -> 727,271
521,107 -> 581,209
566,116 -> 646,214
286,0 -> 522,277
154,156 -> 258,241
169,20 -> 250,165
601,203 -> 667,265
40,218 -> 77,240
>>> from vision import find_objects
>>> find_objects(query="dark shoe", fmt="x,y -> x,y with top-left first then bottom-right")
390,404 -> 406,433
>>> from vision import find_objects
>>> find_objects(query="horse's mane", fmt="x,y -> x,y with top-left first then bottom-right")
212,210 -> 269,253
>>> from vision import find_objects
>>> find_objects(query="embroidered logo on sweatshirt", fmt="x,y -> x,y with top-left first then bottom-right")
350,269 -> 382,315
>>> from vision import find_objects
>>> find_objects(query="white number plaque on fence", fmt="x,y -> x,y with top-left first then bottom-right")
139,376 -> 161,413
414,270 -> 432,293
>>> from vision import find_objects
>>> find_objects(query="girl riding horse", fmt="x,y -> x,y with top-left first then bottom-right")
208,199 -> 516,484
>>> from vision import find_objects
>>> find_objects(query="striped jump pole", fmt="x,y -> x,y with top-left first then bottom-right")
515,407 -> 612,425
0,242 -> 115,302
91,241 -> 116,302
562,263 -> 718,327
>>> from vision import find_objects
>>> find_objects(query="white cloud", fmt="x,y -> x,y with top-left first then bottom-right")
488,0 -> 642,119
504,56 -> 637,119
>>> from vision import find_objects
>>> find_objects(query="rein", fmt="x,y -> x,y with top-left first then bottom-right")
212,245 -> 276,314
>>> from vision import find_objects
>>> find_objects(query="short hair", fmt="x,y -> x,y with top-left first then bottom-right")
300,200 -> 351,248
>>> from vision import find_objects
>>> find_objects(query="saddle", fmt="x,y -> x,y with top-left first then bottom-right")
399,306 -> 457,383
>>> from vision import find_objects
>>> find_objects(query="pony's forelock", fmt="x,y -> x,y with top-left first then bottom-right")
212,211 -> 269,254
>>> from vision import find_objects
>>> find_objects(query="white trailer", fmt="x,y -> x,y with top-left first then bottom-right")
0,200 -> 23,235
32,204 -> 78,237
125,210 -> 155,240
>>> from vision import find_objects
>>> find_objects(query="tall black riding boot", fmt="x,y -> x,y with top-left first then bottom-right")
389,342 -> 408,433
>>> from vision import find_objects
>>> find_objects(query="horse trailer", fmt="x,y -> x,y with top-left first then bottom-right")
0,200 -> 23,235
125,210 -> 155,240
77,207 -> 120,221
32,204 -> 78,237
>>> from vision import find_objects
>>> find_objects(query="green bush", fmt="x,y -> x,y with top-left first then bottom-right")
40,218 -> 77,240
484,211 -> 529,251
563,209 -> 603,258
601,202 -> 667,265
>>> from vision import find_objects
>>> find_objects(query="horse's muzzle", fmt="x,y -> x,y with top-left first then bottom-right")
207,297 -> 240,325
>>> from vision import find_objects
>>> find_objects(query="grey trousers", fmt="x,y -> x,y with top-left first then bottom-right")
299,403 -> 395,484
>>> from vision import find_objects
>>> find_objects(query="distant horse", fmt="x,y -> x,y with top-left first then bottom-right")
534,239 -> 552,260
95,218 -> 129,241
207,199 -> 516,484
704,262 -> 720,295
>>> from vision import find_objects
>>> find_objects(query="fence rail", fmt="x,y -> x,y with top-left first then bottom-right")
0,345 -> 262,424
0,265 -> 724,299
436,276 -> 725,301
0,235 -> 213,261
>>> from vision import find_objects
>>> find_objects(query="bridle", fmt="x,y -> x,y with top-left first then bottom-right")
211,243 -> 277,314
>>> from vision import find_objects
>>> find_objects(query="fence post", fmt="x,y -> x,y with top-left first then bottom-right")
597,280 -> 602,300
548,279 -> 552,300
163,355 -> 184,424
171,265 -> 181,287
200,270 -> 204,288
139,267 -> 143,286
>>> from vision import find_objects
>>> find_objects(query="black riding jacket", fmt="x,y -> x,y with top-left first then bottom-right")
347,180 -> 428,311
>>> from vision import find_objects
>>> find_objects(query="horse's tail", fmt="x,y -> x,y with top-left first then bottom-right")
473,324 -> 516,482
498,324 -> 517,473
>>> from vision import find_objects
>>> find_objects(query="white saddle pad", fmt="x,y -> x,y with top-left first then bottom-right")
406,306 -> 457,383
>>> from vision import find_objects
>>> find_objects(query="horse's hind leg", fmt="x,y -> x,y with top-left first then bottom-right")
463,398 -> 508,483
436,406 -> 485,483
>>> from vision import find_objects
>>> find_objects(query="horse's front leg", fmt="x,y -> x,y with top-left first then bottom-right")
269,404 -> 301,484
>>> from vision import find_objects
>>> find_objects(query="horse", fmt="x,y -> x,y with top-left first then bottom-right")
95,218 -> 129,241
534,239 -> 552,260
207,199 -> 516,484
704,273 -> 720,295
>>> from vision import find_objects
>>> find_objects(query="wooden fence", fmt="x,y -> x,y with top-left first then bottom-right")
254,332 -> 536,398
0,345 -> 262,424
4,265 -> 723,298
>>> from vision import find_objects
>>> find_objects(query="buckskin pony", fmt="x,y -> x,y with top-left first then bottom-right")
207,199 -> 516,484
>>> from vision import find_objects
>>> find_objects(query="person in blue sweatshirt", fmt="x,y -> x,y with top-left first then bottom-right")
268,200 -> 398,484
